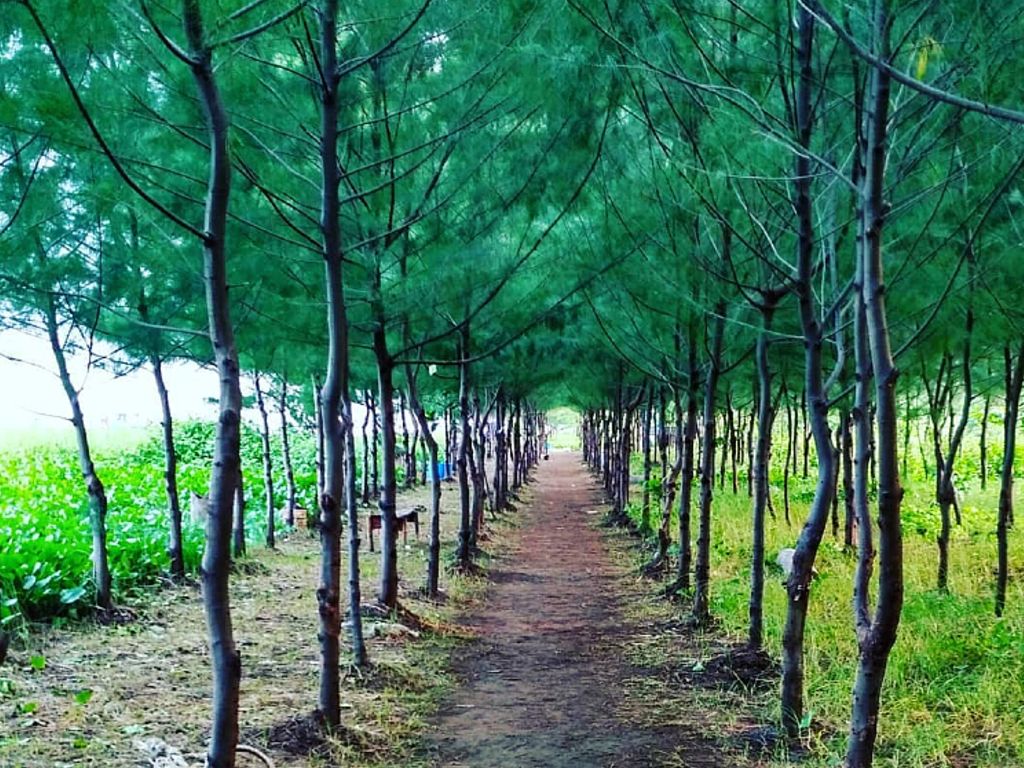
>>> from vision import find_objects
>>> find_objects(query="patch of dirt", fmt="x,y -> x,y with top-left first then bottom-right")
422,454 -> 730,768
245,713 -> 331,758
674,644 -> 779,692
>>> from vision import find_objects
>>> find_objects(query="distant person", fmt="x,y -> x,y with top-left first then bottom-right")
544,438 -> 550,460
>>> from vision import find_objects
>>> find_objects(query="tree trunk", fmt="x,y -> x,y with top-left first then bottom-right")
843,412 -> 855,549
314,375 -> 325,503
361,394 -> 371,505
373,328 -> 400,609
641,393 -> 653,533
44,298 -> 113,611
937,270 -> 974,592
977,393 -> 989,489
152,356 -> 185,580
783,394 -> 793,526
407,364 -> 442,596
749,304 -> 776,649
317,2 -> 368,730
781,7 -> 838,738
232,475 -> 246,559
996,342 -> 1024,617
691,299 -> 726,625
254,373 -> 275,549
279,379 -> 297,527
370,391 -> 380,499
846,10 -> 905,763
456,327 -> 474,568
492,390 -> 506,511
183,7 -> 243,763
677,329 -> 699,591
746,401 -> 756,497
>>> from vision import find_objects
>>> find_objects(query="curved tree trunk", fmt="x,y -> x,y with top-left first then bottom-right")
781,8 -> 838,737
44,298 -> 113,611
406,364 -> 443,597
845,11 -> 905,763
152,356 -> 185,580
182,6 -> 244,763
936,292 -> 974,592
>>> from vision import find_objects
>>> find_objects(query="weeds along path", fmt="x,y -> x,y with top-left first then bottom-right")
424,452 -> 726,768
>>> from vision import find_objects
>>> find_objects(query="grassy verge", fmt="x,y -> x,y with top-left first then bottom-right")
619,462 -> 1024,767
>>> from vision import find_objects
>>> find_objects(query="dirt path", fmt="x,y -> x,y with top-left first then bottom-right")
424,453 -> 725,768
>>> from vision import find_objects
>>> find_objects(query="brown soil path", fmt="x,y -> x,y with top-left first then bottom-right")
424,452 -> 724,768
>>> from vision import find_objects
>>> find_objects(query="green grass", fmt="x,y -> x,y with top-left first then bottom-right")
627,458 -> 1024,767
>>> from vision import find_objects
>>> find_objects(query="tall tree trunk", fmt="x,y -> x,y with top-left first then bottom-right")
370,391 -> 380,499
842,412 -> 855,550
801,387 -> 810,479
783,393 -> 793,526
641,393 -> 653,533
749,302 -> 776,649
691,299 -> 726,625
781,7 -> 838,737
846,9 -> 904,763
471,402 -> 488,540
279,378 -> 297,527
407,364 -> 442,596
373,323 -> 399,609
746,401 -> 756,497
361,396 -> 371,505
979,393 -> 990,490
317,2 -> 368,730
44,299 -> 113,611
996,342 -> 1024,617
512,400 -> 523,491
152,355 -> 185,580
937,266 -> 975,592
254,373 -> 275,549
456,326 -> 473,568
399,388 -> 410,487
677,329 -> 700,591
182,6 -> 243,763
492,390 -> 506,511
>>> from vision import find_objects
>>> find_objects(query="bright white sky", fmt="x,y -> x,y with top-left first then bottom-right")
0,327 -> 392,446
0,327 -> 220,436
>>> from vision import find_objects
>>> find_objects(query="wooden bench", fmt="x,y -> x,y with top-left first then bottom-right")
368,505 -> 425,552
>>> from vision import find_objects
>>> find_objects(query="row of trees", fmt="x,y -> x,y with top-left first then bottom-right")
3,1 -> 1024,766
562,2 -> 1024,766
1,1 -> 598,766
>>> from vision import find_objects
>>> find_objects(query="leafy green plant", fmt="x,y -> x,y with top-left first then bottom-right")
0,418 -> 323,625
